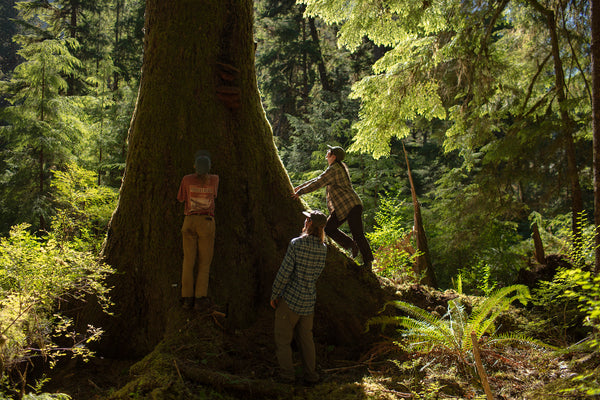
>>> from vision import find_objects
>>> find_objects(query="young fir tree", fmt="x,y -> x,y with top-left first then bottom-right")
0,37 -> 82,231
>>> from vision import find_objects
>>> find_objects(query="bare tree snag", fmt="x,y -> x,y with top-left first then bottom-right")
531,222 -> 546,264
402,142 -> 437,287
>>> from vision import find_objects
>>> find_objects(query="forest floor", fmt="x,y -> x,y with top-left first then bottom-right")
45,283 -> 600,400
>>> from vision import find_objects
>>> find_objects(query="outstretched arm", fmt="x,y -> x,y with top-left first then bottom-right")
291,167 -> 333,199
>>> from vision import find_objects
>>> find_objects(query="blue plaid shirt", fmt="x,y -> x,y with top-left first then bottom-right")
271,235 -> 327,316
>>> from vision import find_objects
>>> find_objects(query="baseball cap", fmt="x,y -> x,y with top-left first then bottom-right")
327,145 -> 345,162
302,210 -> 327,228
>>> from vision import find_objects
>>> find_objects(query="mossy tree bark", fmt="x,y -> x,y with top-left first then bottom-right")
91,0 -> 385,357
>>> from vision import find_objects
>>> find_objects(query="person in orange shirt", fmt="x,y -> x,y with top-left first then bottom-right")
177,150 -> 219,310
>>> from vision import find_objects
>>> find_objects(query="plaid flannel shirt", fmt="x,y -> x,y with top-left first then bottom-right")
271,235 -> 327,316
296,162 -> 362,220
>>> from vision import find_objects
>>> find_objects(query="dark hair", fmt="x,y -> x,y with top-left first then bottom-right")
335,159 -> 352,183
302,223 -> 325,243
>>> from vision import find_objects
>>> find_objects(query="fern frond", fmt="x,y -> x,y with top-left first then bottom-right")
398,317 -> 453,349
385,300 -> 442,325
468,285 -> 529,338
448,299 -> 468,349
385,300 -> 459,346
485,332 -> 556,350
365,315 -> 404,332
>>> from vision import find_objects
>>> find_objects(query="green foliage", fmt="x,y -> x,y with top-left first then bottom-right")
0,37 -> 84,231
0,1 -> 136,232
367,195 -> 417,281
427,166 -> 528,289
524,211 -> 597,346
530,211 -> 597,269
350,68 -> 446,159
0,224 -> 113,396
299,0 -> 593,292
568,371 -> 600,398
451,274 -> 464,295
568,213 -> 597,270
559,269 -> 600,396
563,269 -> 600,347
367,285 -> 551,378
458,261 -> 497,297
49,163 -> 118,252
528,269 -> 584,346
301,0 -> 591,158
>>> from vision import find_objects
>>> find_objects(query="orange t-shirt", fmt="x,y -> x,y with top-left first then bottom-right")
177,173 -> 219,216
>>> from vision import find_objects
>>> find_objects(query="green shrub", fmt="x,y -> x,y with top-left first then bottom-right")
49,163 -> 118,253
526,212 -> 597,346
562,268 -> 600,396
0,224 -> 113,397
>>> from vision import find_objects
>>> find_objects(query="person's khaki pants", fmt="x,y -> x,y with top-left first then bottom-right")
181,215 -> 215,298
274,300 -> 319,382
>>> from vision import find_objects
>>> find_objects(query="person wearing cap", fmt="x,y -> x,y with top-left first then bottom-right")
177,150 -> 219,311
292,145 -> 374,270
270,210 -> 328,385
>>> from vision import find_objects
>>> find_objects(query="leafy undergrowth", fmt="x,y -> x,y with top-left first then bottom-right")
44,284 -> 598,399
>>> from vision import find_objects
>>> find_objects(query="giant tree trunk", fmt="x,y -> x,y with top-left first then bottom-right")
528,0 -> 584,250
90,0 -> 385,357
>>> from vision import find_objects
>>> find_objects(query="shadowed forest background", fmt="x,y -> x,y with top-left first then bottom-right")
0,0 -> 599,399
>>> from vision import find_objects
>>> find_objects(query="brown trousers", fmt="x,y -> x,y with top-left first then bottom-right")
181,215 -> 215,298
274,300 -> 319,382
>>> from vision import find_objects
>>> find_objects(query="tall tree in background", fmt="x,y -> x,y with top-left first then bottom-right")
0,0 -> 19,78
15,0 -> 105,95
0,0 -> 142,232
113,0 -> 144,88
255,0 -> 317,140
89,0 -> 384,356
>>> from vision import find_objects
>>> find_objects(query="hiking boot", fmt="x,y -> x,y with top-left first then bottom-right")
194,296 -> 211,311
181,297 -> 194,309
302,377 -> 319,387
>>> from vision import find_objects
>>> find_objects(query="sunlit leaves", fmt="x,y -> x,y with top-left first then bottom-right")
0,223 -> 113,390
350,75 -> 445,158
300,0 -> 451,50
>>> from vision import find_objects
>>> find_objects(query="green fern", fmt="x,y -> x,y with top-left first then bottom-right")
367,285 -> 554,373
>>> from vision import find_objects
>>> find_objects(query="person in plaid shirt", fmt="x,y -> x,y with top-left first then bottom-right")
292,145 -> 373,270
270,210 -> 328,384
